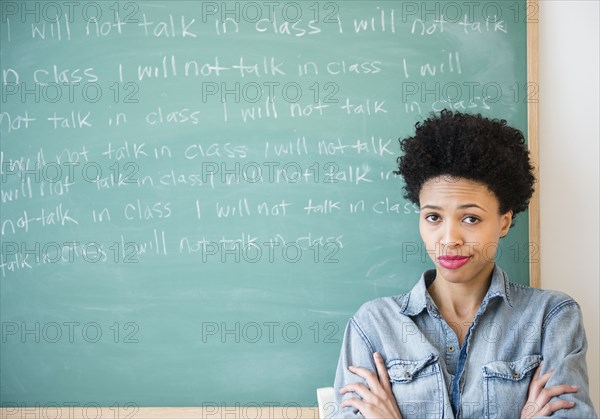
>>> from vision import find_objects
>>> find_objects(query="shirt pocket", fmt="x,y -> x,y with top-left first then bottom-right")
386,353 -> 444,418
482,354 -> 542,419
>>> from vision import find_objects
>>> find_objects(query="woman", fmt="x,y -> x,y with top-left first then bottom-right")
333,111 -> 596,418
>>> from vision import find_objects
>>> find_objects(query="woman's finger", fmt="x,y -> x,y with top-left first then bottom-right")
521,364 -> 581,419
521,401 -> 538,419
373,352 -> 393,394
339,381 -> 377,405
532,362 -> 542,380
535,370 -> 554,387
346,364 -> 386,398
536,399 -> 576,417
527,369 -> 554,400
340,396 -> 368,412
535,385 -> 579,407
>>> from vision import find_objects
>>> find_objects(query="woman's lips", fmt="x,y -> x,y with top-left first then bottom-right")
437,255 -> 471,269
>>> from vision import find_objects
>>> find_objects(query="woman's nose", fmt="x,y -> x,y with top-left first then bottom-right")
440,222 -> 464,247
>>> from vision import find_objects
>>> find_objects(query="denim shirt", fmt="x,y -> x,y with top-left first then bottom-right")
333,265 -> 597,418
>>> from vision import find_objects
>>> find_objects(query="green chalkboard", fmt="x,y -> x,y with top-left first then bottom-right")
1,0 -> 534,407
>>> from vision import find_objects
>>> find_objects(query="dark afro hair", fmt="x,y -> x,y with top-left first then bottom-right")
395,110 -> 535,218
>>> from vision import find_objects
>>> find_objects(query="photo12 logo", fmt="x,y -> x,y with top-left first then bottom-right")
0,403 -> 140,419
200,1 -> 341,25
201,321 -> 341,344
1,2 -> 140,24
401,81 -> 539,115
1,160 -> 139,184
1,82 -> 139,105
201,81 -> 339,105
1,321 -> 139,344
187,239 -> 340,264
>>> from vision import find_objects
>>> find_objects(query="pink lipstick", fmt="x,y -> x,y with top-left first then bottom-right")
438,255 -> 471,269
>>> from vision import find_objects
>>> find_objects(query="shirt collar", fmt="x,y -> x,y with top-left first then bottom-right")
400,265 -> 513,317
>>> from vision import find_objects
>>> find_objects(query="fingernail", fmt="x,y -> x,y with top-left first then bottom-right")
348,365 -> 355,370
374,352 -> 381,358
571,385 -> 579,390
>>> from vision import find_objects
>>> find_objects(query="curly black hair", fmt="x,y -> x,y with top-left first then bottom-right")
395,110 -> 535,218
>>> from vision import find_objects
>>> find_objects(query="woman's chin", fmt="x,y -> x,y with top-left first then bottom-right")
434,261 -> 494,285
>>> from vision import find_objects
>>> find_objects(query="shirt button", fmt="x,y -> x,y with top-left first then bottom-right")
448,345 -> 455,353
404,372 -> 411,379
512,371 -> 520,378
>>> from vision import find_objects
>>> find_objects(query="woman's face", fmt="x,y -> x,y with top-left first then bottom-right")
418,176 -> 513,287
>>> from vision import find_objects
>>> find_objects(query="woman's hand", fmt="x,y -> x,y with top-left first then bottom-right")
339,352 -> 403,419
520,362 -> 579,418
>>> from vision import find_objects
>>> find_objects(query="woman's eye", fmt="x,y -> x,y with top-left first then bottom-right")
463,216 -> 479,224
425,214 -> 440,222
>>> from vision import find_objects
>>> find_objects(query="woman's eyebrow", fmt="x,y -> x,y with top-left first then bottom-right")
420,204 -> 487,212
458,204 -> 487,212
420,204 -> 442,210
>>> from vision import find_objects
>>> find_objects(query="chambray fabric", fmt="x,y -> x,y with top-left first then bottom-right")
333,265 -> 597,418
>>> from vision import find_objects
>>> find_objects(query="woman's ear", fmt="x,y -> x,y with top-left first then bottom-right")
499,210 -> 513,237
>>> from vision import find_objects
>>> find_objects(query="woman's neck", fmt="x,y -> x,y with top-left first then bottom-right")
427,266 -> 494,320
427,268 -> 494,347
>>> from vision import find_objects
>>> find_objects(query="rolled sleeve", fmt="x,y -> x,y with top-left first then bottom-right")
333,318 -> 376,419
535,300 -> 598,418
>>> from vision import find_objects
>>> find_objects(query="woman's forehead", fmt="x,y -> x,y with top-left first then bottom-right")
419,177 -> 498,207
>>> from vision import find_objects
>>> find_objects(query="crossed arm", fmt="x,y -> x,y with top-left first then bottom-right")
337,302 -> 596,418
339,353 -> 579,419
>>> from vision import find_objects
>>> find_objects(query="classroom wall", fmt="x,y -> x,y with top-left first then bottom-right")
539,0 -> 599,412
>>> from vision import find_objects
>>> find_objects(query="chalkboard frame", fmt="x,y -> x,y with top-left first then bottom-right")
0,0 -> 540,416
527,0 -> 540,289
